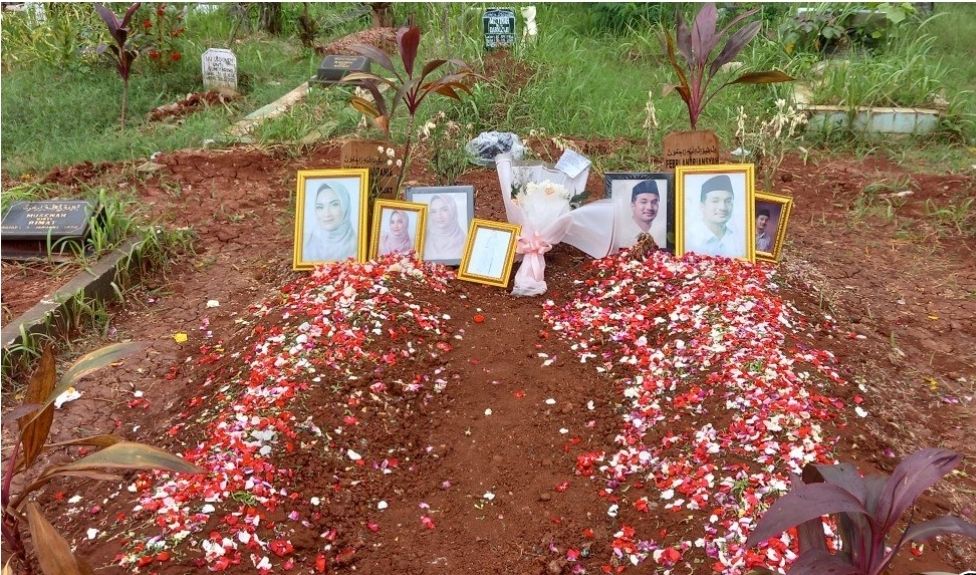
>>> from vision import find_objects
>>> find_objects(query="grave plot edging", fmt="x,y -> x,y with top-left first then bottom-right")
1,237 -> 144,366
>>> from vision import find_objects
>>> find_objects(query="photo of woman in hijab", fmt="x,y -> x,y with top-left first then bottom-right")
377,209 -> 414,255
304,182 -> 357,261
423,194 -> 467,261
405,186 -> 474,266
368,199 -> 428,260
293,170 -> 369,270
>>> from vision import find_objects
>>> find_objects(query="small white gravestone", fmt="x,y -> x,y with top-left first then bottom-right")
201,48 -> 238,92
26,2 -> 47,24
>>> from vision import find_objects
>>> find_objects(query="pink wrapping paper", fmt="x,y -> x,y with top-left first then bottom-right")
496,155 -> 615,296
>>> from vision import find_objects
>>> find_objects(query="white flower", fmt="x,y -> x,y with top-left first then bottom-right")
386,147 -> 395,158
395,159 -> 402,167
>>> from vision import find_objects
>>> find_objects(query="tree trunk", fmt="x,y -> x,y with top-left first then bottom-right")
260,3 -> 283,35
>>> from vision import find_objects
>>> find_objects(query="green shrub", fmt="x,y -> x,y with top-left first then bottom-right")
811,30 -> 948,108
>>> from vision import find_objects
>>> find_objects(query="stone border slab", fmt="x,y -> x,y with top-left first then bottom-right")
227,80 -> 311,139
1,237 -> 142,355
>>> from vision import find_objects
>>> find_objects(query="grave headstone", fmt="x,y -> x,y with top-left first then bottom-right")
315,55 -> 370,85
483,7 -> 516,50
341,140 -> 399,197
202,48 -> 238,92
662,131 -> 721,170
1,200 -> 95,261
26,2 -> 46,24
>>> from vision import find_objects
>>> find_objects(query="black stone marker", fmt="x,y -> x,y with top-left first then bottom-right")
315,54 -> 371,85
1,200 -> 94,260
483,7 -> 516,50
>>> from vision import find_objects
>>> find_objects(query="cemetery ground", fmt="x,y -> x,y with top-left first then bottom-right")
0,141 -> 973,574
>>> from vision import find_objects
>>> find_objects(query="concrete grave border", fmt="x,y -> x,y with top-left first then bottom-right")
1,237 -> 145,367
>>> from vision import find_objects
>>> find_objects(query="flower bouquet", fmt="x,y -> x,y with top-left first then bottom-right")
497,154 -> 615,296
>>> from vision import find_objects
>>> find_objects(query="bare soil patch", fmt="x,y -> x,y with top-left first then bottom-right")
1,143 -> 974,574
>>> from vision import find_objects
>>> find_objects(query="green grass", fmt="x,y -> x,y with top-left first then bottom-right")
0,4 -> 359,177
2,3 -> 975,179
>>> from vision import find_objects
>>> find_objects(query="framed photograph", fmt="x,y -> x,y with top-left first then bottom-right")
293,169 -> 370,270
605,172 -> 673,252
405,185 -> 475,266
675,164 -> 755,262
457,219 -> 522,288
754,191 -> 793,263
369,199 -> 428,259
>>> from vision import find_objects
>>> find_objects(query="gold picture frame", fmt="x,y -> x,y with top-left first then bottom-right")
675,163 -> 756,262
754,191 -> 793,263
369,199 -> 428,260
293,169 -> 370,270
457,219 -> 522,288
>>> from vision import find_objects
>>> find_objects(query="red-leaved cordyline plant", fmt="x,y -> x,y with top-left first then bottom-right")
0,345 -> 203,575
662,3 -> 793,130
745,448 -> 976,575
95,2 -> 141,129
341,26 -> 479,197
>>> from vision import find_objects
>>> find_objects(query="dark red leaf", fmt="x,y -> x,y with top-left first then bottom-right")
19,347 -> 55,468
397,26 -> 421,77
863,474 -> 886,517
691,3 -> 718,66
675,11 -> 691,65
729,70 -> 794,85
876,448 -> 961,532
349,43 -> 395,75
419,59 -> 448,82
94,4 -> 122,44
716,7 -> 759,40
786,550 -> 860,575
745,483 -> 868,548
796,517 -> 828,554
359,79 -> 388,119
120,2 -> 142,29
898,515 -> 976,547
663,32 -> 692,105
807,462 -> 868,504
709,20 -> 762,78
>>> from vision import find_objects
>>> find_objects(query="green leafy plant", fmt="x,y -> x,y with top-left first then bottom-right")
779,3 -> 918,55
745,448 -> 976,575
0,4 -> 104,72
1,344 -> 203,575
661,3 -> 794,130
342,25 -> 479,195
810,30 -> 947,109
94,2 -> 142,128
